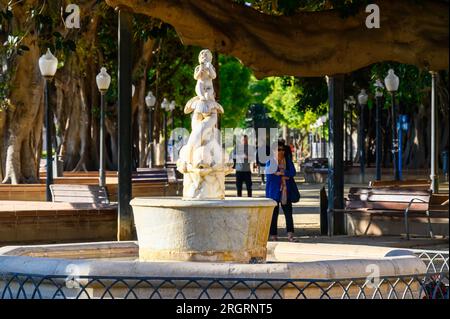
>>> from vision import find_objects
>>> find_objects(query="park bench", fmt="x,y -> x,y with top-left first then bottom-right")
47,168 -> 182,203
302,158 -> 328,172
50,184 -> 112,205
134,168 -> 177,182
336,187 -> 449,239
369,179 -> 432,191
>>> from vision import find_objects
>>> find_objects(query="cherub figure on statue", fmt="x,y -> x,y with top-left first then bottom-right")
177,49 -> 232,200
185,49 -> 223,115
181,49 -> 225,171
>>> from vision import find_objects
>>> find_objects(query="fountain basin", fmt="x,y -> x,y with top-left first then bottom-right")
130,197 -> 276,263
0,241 -> 429,299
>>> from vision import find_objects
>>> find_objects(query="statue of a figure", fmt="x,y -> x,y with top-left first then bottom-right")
194,49 -> 217,110
177,49 -> 232,200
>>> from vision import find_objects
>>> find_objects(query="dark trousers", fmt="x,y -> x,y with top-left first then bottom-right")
270,201 -> 294,236
259,168 -> 266,183
236,171 -> 252,197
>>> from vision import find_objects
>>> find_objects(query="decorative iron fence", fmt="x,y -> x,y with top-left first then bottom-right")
0,272 -> 448,299
413,250 -> 449,273
1,249 -> 447,299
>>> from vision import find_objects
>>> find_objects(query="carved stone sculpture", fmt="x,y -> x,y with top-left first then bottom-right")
177,49 -> 233,200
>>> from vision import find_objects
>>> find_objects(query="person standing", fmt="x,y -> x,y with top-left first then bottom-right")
233,135 -> 253,197
255,143 -> 270,185
265,142 -> 300,242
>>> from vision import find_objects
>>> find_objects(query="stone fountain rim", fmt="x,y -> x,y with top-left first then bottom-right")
0,242 -> 428,280
130,197 -> 277,208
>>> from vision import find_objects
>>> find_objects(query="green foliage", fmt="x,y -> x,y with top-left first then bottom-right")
145,27 -> 198,130
218,55 -> 252,128
32,1 -> 78,60
257,76 -> 328,131
248,76 -> 272,105
233,0 -> 370,15
0,6 -> 29,110
369,62 -> 431,112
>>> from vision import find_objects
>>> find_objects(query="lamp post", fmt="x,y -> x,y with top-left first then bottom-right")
344,101 -> 349,162
168,100 -> 176,163
314,118 -> 322,158
39,49 -> 58,202
430,71 -> 439,193
347,96 -> 356,165
374,80 -> 384,181
385,69 -> 400,181
161,98 -> 170,167
320,115 -> 327,158
358,89 -> 368,183
145,91 -> 156,168
169,100 -> 176,131
398,114 -> 409,180
96,67 -> 111,188
311,120 -> 319,158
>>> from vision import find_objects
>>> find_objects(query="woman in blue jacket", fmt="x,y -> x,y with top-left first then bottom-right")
265,142 -> 300,242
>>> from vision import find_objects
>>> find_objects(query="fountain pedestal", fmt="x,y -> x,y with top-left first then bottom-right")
130,197 -> 276,263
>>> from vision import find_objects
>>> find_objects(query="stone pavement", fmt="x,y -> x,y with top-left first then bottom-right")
225,177 -> 449,250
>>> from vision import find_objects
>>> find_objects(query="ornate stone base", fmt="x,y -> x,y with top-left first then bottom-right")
130,197 -> 277,263
182,170 -> 227,200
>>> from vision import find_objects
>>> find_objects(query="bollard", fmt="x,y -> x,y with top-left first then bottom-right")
320,186 -> 328,235
442,150 -> 449,182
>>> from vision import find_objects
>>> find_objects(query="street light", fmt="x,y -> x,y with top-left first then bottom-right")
315,118 -> 323,158
161,98 -> 170,167
430,71 -> 439,193
39,49 -> 58,202
169,100 -> 176,130
168,100 -> 176,162
374,79 -> 384,181
319,115 -> 327,158
347,96 -> 356,165
96,67 -> 111,188
145,91 -> 156,168
358,89 -> 368,183
344,101 -> 349,162
384,69 -> 400,180
146,91 -> 156,109
169,100 -> 176,111
161,98 -> 170,111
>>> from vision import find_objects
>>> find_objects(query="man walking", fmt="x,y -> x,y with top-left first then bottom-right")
233,135 -> 253,197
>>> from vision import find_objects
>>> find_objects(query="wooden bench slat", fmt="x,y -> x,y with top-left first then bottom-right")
346,200 -> 429,211
348,187 -> 431,196
348,194 -> 430,203
50,184 -> 110,204
369,179 -> 431,187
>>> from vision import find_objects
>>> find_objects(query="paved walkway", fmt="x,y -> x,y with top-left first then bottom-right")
226,181 -> 363,237
226,176 -> 449,250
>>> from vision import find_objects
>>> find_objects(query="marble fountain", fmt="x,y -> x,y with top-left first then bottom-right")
0,50 -> 429,299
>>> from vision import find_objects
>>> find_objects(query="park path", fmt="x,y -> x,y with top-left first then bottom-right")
225,176 -> 449,250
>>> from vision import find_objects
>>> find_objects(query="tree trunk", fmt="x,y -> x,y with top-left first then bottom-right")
1,32 -> 43,184
132,38 -> 156,168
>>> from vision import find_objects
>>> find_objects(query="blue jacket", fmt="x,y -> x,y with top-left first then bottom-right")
265,159 -> 299,202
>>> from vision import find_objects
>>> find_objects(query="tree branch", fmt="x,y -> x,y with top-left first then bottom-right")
106,0 -> 449,77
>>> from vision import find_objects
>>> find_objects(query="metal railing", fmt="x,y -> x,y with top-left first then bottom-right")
1,250 -> 447,299
413,250 -> 449,273
0,272 -> 447,300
